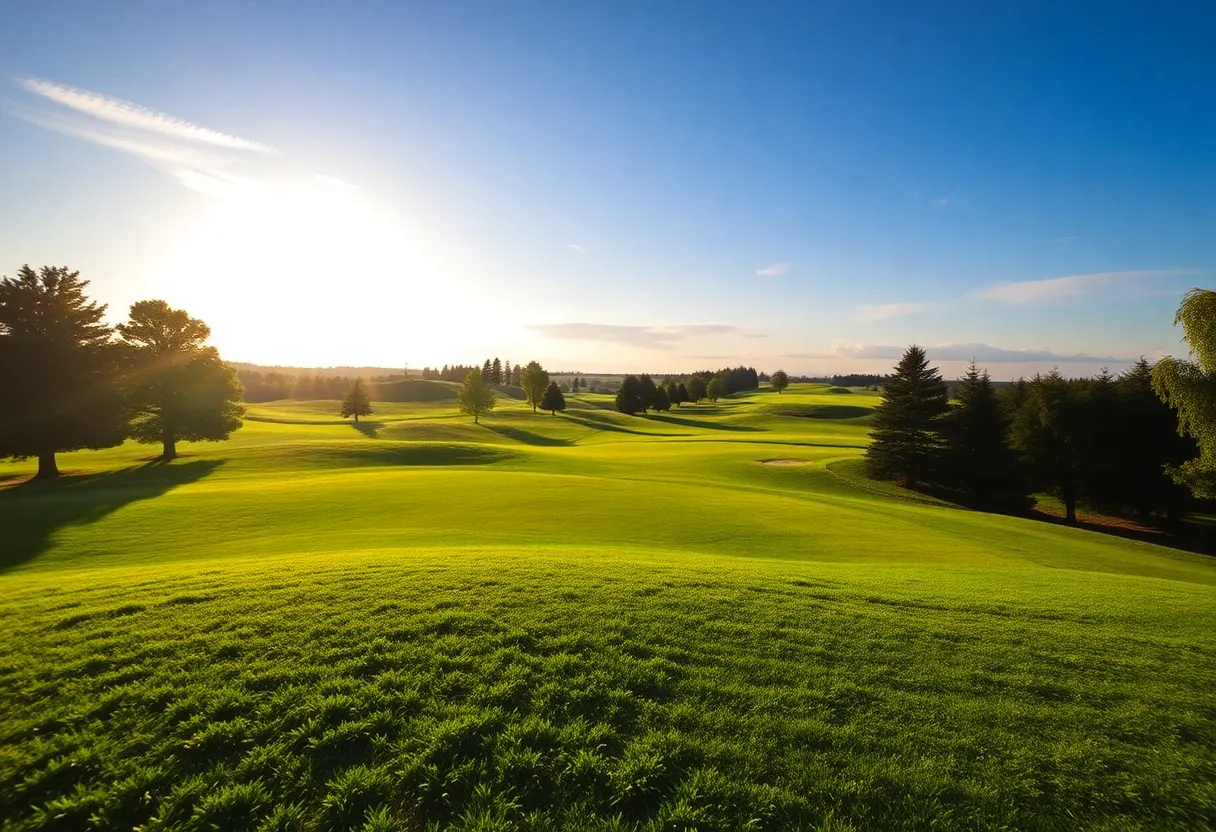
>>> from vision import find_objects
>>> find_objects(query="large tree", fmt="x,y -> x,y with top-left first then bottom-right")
118,300 -> 244,459
936,362 -> 1030,512
771,370 -> 789,394
0,266 -> 126,477
864,345 -> 948,488
340,378 -> 373,424
652,384 -> 671,412
1115,358 -> 1194,518
1008,369 -> 1089,523
519,360 -> 549,413
541,381 -> 566,415
615,375 -> 643,414
686,376 -> 707,402
1152,289 -> 1216,498
638,374 -> 658,413
491,357 -> 503,385
458,368 -> 496,423
706,377 -> 724,402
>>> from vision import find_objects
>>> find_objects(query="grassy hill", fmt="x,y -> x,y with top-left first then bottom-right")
2,384 -> 1213,830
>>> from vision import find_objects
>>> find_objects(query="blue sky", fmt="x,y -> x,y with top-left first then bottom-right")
1,1 -> 1213,377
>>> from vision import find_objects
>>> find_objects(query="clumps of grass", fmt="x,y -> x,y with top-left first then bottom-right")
1,552 -> 1214,830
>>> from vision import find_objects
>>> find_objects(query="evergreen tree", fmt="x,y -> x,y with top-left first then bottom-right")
1115,358 -> 1195,518
519,360 -> 549,412
511,363 -> 522,386
865,345 -> 948,488
491,357 -> 502,385
570,377 -> 580,393
706,377 -> 724,401
638,374 -> 658,413
1152,288 -> 1216,498
340,378 -> 373,423
458,368 -> 496,423
771,369 -> 789,394
937,362 -> 1030,512
652,384 -> 671,412
678,382 -> 690,405
482,359 -> 492,380
686,377 -> 706,402
1009,370 -> 1088,523
0,265 -> 125,477
117,300 -> 244,459
503,360 -> 511,386
615,375 -> 643,414
541,381 -> 566,415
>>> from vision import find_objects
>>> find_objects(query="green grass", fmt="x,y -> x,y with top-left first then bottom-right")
2,384 -> 1214,830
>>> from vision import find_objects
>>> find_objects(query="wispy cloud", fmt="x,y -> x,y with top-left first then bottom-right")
856,301 -> 932,321
757,261 -> 791,276
831,341 -> 1129,364
974,270 -> 1194,304
567,243 -> 585,254
526,322 -> 752,350
19,77 -> 275,153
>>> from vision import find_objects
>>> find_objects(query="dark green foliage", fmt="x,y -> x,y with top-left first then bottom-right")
686,377 -> 706,402
491,357 -> 502,385
770,370 -> 789,394
341,379 -> 373,424
0,265 -> 126,477
615,376 -> 642,415
652,384 -> 671,412
1008,370 -> 1089,523
1114,359 -> 1195,517
936,363 -> 1031,513
638,375 -> 658,413
482,359 -> 492,381
118,300 -> 244,459
1153,289 -> 1216,497
520,361 -> 549,413
706,377 -> 724,402
540,382 -> 566,415
458,369 -> 496,424
864,346 -> 948,488
677,382 -> 690,406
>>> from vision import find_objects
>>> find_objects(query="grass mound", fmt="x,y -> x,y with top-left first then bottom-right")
825,386 -> 853,394
2,549 -> 1213,831
763,404 -> 872,420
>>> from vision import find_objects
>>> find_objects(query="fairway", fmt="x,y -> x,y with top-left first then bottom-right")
2,384 -> 1214,830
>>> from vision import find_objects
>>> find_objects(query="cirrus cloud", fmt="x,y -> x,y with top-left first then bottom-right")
830,341 -> 1129,363
757,261 -> 791,276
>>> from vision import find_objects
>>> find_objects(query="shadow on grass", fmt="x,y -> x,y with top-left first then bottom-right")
1029,509 -> 1216,557
562,412 -> 681,437
481,424 -> 573,446
351,421 -> 385,438
0,459 -> 224,572
642,413 -> 761,432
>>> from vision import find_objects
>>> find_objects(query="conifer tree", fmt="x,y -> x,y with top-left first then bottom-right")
0,265 -> 126,477
678,382 -> 690,405
652,384 -> 671,412
615,375 -> 643,414
340,378 -> 373,424
541,381 -> 566,415
1117,358 -> 1194,517
458,368 -> 496,423
1009,369 -> 1088,523
638,374 -> 658,413
503,360 -> 511,386
482,359 -> 492,380
865,345 -> 948,488
511,363 -> 522,386
936,362 -> 1029,512
771,369 -> 789,394
491,357 -> 502,385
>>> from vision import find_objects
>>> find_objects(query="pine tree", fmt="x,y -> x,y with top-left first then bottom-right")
519,361 -> 549,412
678,382 -> 690,405
1009,370 -> 1088,523
0,265 -> 126,477
865,345 -> 948,488
570,377 -> 580,393
616,376 -> 643,414
1113,358 -> 1195,518
340,378 -> 373,423
458,368 -> 496,423
511,363 -> 522,386
117,300 -> 244,459
771,370 -> 789,394
503,360 -> 511,386
491,357 -> 502,385
541,381 -> 566,415
482,359 -> 492,380
937,362 -> 1030,512
652,384 -> 671,412
638,374 -> 658,413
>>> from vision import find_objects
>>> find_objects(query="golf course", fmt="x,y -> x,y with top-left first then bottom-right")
1,382 -> 1213,831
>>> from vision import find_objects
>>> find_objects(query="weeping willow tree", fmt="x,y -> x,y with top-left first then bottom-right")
1152,288 -> 1216,498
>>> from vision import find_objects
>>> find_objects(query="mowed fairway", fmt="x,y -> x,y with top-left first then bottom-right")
1,384 -> 1214,831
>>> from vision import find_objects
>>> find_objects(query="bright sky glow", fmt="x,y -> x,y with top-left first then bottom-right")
1,2 -> 1212,377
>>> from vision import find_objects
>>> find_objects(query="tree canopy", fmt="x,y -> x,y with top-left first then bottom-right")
616,375 -> 643,414
340,378 -> 373,424
771,370 -> 789,394
0,265 -> 126,477
706,377 -> 724,401
519,361 -> 549,413
540,381 -> 566,415
458,368 -> 496,423
1152,289 -> 1216,498
119,300 -> 244,459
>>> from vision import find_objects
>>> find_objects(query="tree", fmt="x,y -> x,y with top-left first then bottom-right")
503,360 -> 512,386
936,362 -> 1030,512
865,345 -> 948,488
1153,289 -> 1216,498
678,382 -> 690,405
458,368 -> 496,423
491,357 -> 503,385
706,377 -> 724,402
665,381 -> 684,408
570,377 -> 580,393
616,375 -> 643,414
340,378 -> 373,424
519,360 -> 549,412
482,359 -> 492,380
0,266 -> 126,477
117,300 -> 244,459
771,370 -> 789,394
686,376 -> 706,402
652,384 -> 671,412
1009,369 -> 1089,523
541,381 -> 566,415
638,374 -> 658,413
511,363 -> 522,386
1114,358 -> 1194,518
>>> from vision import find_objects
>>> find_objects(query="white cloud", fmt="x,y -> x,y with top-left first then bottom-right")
856,301 -> 932,321
974,270 -> 1193,304
831,341 -> 1129,363
19,77 -> 275,153
567,243 -> 585,254
757,261 -> 791,276
526,322 -> 752,349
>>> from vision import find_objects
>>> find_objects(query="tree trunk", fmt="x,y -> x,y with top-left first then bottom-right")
354,412 -> 359,424
162,426 -> 177,460
36,451 -> 59,479
1064,490 -> 1077,524
475,413 -> 479,424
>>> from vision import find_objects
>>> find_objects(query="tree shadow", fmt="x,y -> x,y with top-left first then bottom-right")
350,421 -> 385,438
1029,509 -> 1216,557
562,413 -> 681,437
642,413 -> 761,432
480,424 -> 573,446
0,459 -> 224,572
